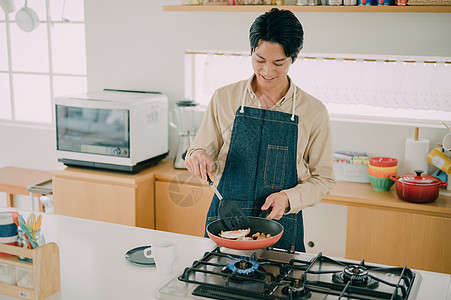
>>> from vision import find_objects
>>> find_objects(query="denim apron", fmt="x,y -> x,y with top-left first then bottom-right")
205,85 -> 305,252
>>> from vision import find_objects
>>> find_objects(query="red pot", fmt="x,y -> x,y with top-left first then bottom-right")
390,170 -> 447,203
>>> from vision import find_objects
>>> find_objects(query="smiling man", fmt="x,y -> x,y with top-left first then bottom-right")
185,8 -> 335,252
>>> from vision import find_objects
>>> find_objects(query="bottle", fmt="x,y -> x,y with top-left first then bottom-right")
17,228 -> 45,262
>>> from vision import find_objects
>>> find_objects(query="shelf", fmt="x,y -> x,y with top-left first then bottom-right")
0,255 -> 33,269
163,4 -> 451,12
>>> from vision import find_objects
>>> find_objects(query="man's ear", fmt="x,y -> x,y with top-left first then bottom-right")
292,48 -> 302,63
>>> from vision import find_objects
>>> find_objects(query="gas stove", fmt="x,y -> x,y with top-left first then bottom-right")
157,246 -> 422,300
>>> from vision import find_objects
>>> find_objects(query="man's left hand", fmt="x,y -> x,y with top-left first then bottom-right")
261,191 -> 290,220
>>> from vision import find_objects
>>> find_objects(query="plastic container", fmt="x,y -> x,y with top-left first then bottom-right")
358,0 -> 374,5
333,162 -> 369,183
369,157 -> 398,168
368,168 -> 397,178
0,212 -> 18,238
16,266 -> 33,289
369,175 -> 395,191
0,263 -> 16,285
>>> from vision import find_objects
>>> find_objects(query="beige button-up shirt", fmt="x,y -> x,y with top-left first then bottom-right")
187,75 -> 335,214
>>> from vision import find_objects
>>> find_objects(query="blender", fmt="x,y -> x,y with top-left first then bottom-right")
170,99 -> 200,169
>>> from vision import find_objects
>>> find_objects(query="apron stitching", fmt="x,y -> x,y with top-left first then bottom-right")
281,148 -> 287,188
272,147 -> 279,188
264,145 -> 289,189
253,110 -> 265,213
293,217 -> 298,248
238,114 -> 298,125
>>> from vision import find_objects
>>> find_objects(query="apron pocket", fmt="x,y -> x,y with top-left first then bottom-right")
264,145 -> 288,189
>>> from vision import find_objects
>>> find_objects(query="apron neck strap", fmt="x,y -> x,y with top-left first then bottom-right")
240,86 -> 246,113
291,87 -> 296,121
241,83 -> 297,122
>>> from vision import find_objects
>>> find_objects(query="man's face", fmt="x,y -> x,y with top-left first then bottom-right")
251,40 -> 293,90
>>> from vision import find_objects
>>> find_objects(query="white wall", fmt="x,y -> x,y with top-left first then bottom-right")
1,0 -> 450,173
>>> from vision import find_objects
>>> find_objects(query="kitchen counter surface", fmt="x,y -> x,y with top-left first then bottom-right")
154,161 -> 451,219
323,181 -> 451,219
0,207 -> 450,300
0,208 -> 215,300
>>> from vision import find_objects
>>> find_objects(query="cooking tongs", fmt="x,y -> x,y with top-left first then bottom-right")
206,174 -> 250,231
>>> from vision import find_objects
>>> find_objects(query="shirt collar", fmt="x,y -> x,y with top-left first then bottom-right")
245,75 -> 295,107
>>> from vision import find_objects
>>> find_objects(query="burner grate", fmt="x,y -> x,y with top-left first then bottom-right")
177,247 -> 418,300
192,285 -> 278,300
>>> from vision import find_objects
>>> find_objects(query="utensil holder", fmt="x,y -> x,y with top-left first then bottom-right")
0,242 -> 60,300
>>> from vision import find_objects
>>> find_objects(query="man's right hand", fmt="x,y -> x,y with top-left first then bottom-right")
185,149 -> 214,183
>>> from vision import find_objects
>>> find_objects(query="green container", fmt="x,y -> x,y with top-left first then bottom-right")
369,175 -> 395,191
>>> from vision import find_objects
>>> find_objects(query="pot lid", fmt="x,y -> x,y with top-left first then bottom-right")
398,170 -> 443,186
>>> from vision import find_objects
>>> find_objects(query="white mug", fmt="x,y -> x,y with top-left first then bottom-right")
143,240 -> 176,275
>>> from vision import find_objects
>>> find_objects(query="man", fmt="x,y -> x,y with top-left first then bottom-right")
185,8 -> 335,251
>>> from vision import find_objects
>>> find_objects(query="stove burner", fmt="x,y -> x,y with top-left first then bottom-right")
281,279 -> 311,299
221,257 -> 266,281
344,265 -> 369,281
332,265 -> 379,288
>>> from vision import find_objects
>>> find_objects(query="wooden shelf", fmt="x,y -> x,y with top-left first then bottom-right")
163,4 -> 451,13
0,242 -> 61,300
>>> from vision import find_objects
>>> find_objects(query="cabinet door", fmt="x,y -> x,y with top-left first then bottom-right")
346,206 -> 451,274
303,203 -> 347,258
53,177 -> 137,226
155,179 -> 213,237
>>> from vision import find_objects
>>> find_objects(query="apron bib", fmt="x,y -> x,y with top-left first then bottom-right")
205,86 -> 305,252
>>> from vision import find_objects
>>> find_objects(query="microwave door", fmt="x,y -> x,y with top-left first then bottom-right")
57,106 -> 130,158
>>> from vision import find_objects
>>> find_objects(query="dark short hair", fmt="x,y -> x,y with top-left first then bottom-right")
249,8 -> 304,62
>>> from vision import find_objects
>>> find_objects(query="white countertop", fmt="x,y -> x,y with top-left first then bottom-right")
0,208 -> 449,300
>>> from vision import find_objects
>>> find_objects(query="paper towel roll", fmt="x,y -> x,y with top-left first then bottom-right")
404,138 -> 430,174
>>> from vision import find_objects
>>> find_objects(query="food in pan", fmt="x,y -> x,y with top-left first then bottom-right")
219,228 -> 272,240
252,232 -> 272,240
219,228 -> 250,239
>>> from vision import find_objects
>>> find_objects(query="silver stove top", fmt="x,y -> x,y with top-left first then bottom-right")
157,247 -> 422,300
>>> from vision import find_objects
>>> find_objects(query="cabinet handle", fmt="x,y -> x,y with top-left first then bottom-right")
308,241 -> 315,248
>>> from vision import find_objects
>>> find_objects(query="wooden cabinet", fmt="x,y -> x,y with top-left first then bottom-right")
154,167 -> 213,237
346,206 -> 451,274
52,160 -> 172,229
324,182 -> 451,274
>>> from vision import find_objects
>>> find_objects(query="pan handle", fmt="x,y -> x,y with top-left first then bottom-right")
259,207 -> 272,218
207,174 -> 223,201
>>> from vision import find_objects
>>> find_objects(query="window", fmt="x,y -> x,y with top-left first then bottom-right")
185,50 -> 451,128
0,0 -> 87,126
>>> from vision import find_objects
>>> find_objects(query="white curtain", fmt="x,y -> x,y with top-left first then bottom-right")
185,50 -> 451,126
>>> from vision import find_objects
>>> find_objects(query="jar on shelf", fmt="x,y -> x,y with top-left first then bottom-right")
17,228 -> 45,262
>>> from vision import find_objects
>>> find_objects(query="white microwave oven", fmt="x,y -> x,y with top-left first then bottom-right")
55,89 -> 168,173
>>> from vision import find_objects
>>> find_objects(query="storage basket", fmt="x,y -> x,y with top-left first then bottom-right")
333,162 -> 369,183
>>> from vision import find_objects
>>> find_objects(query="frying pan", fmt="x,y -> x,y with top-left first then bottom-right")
207,216 -> 283,250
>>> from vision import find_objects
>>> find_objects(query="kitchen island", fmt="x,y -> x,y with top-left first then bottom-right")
0,208 -> 450,300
